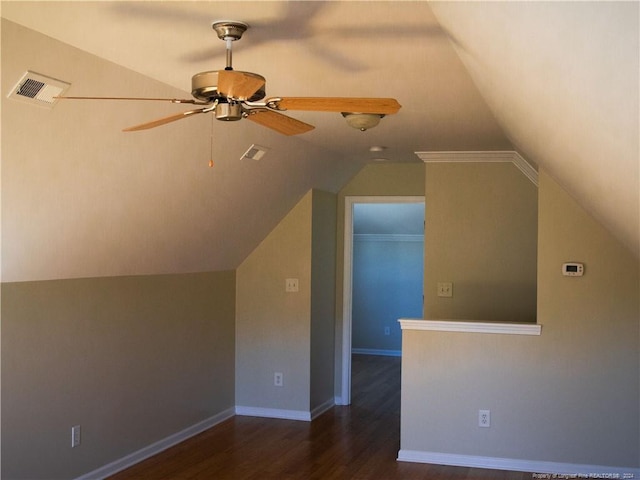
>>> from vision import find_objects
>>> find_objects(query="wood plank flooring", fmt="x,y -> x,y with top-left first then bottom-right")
109,355 -> 530,479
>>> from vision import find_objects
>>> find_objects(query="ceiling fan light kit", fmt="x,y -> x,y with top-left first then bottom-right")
54,19 -> 401,138
369,145 -> 387,152
342,112 -> 385,131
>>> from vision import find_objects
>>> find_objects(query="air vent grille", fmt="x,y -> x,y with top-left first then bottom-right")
8,71 -> 70,108
240,144 -> 269,161
18,78 -> 46,98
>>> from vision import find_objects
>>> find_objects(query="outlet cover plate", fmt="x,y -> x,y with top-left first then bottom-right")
437,282 -> 453,297
479,410 -> 491,427
71,425 -> 81,447
285,278 -> 299,292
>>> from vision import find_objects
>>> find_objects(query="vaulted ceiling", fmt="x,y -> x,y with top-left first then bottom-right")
1,1 -> 637,282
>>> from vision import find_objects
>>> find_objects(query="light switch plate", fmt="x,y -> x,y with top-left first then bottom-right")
285,278 -> 299,292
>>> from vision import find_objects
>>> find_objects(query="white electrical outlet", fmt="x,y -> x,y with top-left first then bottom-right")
274,372 -> 284,387
478,410 -> 491,428
71,425 -> 81,447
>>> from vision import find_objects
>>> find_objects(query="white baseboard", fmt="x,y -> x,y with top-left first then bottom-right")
397,450 -> 640,477
352,348 -> 402,357
235,405 -> 312,421
236,397 -> 335,422
75,408 -> 236,480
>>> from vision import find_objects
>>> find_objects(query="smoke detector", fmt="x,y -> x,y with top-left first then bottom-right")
8,71 -> 70,108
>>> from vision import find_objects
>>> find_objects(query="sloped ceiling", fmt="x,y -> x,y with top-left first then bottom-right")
1,1 -> 637,283
431,1 -> 639,259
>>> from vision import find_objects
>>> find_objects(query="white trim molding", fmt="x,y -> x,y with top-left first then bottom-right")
399,319 -> 541,336
74,408 -> 236,480
397,450 -> 640,477
235,399 -> 334,422
235,406 -> 312,422
416,151 -> 538,187
236,397 -> 337,422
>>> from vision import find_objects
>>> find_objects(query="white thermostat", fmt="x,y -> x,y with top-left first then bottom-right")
562,263 -> 584,276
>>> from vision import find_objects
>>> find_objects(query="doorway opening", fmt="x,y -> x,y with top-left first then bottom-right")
341,196 -> 425,405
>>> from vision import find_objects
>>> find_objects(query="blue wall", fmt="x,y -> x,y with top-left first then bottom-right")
351,202 -> 424,355
352,235 -> 424,354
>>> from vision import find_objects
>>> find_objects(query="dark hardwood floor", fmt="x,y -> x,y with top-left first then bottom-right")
109,355 -> 529,479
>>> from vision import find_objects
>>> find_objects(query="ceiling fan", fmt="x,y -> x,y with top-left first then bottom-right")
57,21 -> 401,136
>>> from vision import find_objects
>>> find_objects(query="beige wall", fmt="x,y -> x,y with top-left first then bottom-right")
1,271 -> 236,479
4,160 -> 637,477
310,190 -> 337,410
236,189 -> 337,414
236,191 -> 313,412
424,162 -> 537,322
400,170 -> 639,468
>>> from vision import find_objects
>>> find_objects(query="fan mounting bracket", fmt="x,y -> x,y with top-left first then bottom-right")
212,21 -> 249,41
244,97 -> 284,111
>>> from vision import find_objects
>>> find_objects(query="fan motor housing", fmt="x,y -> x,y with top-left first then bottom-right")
191,71 -> 266,102
215,103 -> 243,121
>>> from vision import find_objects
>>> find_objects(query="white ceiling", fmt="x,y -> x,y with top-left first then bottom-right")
1,1 -> 638,282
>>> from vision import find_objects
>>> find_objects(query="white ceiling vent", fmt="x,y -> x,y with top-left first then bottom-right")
8,71 -> 70,108
240,144 -> 269,161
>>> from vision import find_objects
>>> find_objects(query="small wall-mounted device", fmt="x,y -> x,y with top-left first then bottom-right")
562,262 -> 584,276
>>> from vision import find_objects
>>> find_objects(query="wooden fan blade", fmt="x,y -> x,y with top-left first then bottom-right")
55,96 -> 203,104
218,71 -> 265,100
123,108 -> 208,132
275,97 -> 401,114
246,110 -> 315,136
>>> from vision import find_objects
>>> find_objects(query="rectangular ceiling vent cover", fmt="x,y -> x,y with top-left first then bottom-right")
8,71 -> 70,108
240,144 -> 269,161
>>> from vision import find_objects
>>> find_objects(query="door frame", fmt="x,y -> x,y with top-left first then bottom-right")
340,195 -> 425,405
